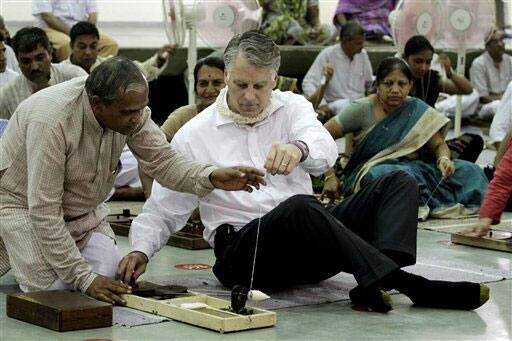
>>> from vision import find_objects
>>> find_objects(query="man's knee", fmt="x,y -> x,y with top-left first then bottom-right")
381,170 -> 418,190
279,194 -> 317,213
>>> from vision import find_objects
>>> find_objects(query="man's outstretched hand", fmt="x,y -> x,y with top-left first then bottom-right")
117,251 -> 149,285
210,167 -> 266,192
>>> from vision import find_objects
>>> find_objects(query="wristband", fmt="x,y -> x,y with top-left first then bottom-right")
291,140 -> 309,162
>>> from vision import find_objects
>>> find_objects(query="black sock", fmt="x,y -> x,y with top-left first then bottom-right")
381,269 -> 488,310
349,284 -> 393,313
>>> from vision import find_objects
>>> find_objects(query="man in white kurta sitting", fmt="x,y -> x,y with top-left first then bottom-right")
469,29 -> 512,120
0,56 -> 265,304
302,21 -> 373,118
118,30 -> 489,313
0,34 -> 18,87
62,21 -> 173,80
32,0 -> 118,62
489,81 -> 512,149
0,27 -> 86,119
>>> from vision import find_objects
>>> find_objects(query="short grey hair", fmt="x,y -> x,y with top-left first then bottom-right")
224,30 -> 280,73
85,56 -> 147,105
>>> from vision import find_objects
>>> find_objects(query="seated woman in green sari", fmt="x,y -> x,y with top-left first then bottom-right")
322,57 -> 488,219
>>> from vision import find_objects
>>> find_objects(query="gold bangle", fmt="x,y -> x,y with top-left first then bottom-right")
324,173 -> 337,182
436,156 -> 451,166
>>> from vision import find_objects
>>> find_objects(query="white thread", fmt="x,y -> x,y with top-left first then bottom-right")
249,205 -> 262,292
424,177 -> 444,207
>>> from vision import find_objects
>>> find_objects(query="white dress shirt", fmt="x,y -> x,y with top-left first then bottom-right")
489,81 -> 512,145
470,51 -> 512,98
130,89 -> 338,258
0,68 -> 18,87
32,0 -> 98,28
302,45 -> 373,104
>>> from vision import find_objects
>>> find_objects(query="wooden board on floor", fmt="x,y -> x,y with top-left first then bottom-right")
451,229 -> 512,253
169,231 -> 211,250
123,292 -> 276,333
107,210 -> 136,237
6,290 -> 112,332
168,220 -> 211,250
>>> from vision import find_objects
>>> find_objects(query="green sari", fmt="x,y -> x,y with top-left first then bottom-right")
342,97 -> 488,219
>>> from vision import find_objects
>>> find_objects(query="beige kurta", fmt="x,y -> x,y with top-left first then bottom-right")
62,54 -> 167,81
0,63 -> 87,119
0,76 -> 216,292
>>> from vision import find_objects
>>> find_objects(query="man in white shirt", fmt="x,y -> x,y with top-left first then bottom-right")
489,81 -> 512,148
32,0 -> 118,61
0,35 -> 18,87
0,27 -> 86,119
302,22 -> 373,117
118,30 -> 488,313
469,29 -> 512,120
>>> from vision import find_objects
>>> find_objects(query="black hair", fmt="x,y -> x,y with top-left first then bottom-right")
70,21 -> 100,45
403,35 -> 434,58
339,21 -> 365,41
85,56 -> 146,105
193,55 -> 225,93
11,26 -> 51,56
375,57 -> 413,83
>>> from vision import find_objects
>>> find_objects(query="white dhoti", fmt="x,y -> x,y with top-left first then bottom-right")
0,205 -> 117,292
435,90 -> 480,119
477,100 -> 501,120
19,232 -> 119,292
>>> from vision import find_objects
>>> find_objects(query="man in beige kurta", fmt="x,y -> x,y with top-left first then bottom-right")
0,56 -> 264,304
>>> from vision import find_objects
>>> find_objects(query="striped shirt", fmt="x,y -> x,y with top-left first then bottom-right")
0,76 -> 216,292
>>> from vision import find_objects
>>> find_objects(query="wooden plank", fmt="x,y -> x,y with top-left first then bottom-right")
168,231 -> 211,250
110,222 -> 131,237
451,230 -> 512,253
123,292 -> 276,333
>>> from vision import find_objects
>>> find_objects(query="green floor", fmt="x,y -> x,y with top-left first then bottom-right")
0,229 -> 510,341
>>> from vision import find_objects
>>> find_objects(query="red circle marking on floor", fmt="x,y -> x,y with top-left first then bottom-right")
174,263 -> 212,270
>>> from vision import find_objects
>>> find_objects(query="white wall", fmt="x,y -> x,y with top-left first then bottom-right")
0,0 -> 338,24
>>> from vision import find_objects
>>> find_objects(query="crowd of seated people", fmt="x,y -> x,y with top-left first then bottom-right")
0,1 -> 509,315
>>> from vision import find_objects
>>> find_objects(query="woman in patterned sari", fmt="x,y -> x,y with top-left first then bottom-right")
322,57 -> 487,219
259,0 -> 336,45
